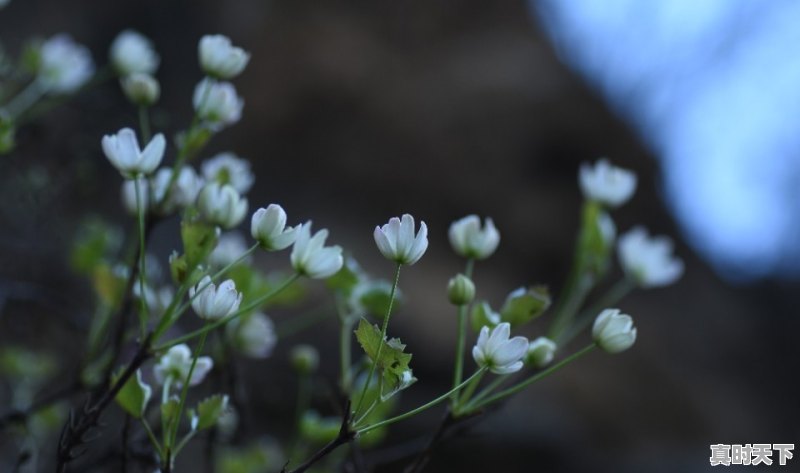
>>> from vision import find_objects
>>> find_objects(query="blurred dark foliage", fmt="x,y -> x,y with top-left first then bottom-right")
0,0 -> 798,472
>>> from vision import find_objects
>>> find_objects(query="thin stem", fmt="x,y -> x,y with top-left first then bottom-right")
339,313 -> 353,394
467,344 -> 595,411
138,105 -> 151,143
289,372 -> 312,459
561,277 -> 636,344
454,369 -> 485,412
3,80 -> 45,119
352,263 -> 402,420
451,258 -> 474,405
357,368 -> 487,435
154,273 -> 300,351
464,374 -> 509,409
135,176 -> 149,337
168,326 -> 211,457
141,419 -> 163,458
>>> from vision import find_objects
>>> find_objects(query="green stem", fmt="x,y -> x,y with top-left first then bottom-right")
154,273 -> 300,351
135,176 -> 149,337
141,419 -> 163,458
3,80 -> 45,119
561,277 -> 636,344
138,105 -> 151,144
455,368 -> 485,411
467,344 -> 595,412
169,326 -> 211,449
339,313 -> 353,394
352,263 -> 402,420
465,374 -> 509,409
451,258 -> 475,406
357,368 -> 487,435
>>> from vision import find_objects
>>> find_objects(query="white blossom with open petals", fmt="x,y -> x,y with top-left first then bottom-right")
199,34 -> 250,79
472,322 -> 528,374
153,344 -> 213,387
151,166 -> 204,214
102,128 -> 165,178
189,275 -> 242,320
618,226 -> 684,287
38,34 -> 94,94
201,152 -> 254,193
579,158 -> 637,207
374,214 -> 428,265
193,79 -> 243,130
448,215 -> 500,260
290,222 -> 343,279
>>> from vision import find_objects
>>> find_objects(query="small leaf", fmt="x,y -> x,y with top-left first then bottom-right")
70,219 -> 122,274
354,319 -> 414,401
181,218 -> 219,269
195,394 -> 229,430
113,369 -> 152,418
499,286 -> 551,327
470,301 -> 500,332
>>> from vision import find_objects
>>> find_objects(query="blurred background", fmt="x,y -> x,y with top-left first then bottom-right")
1,0 -> 799,471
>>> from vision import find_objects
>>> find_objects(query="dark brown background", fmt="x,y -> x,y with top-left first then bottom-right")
0,0 -> 798,472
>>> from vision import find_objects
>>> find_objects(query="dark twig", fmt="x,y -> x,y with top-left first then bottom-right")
56,333 -> 153,473
403,409 -> 484,473
281,401 -> 356,473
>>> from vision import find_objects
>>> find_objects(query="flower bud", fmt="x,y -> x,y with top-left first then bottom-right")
592,308 -> 637,354
121,73 -> 160,106
447,273 -> 475,306
525,337 -> 556,368
290,344 -> 319,374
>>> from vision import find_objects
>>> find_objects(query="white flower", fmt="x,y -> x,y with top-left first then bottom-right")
37,34 -> 94,94
198,182 -> 248,229
618,226 -> 684,287
579,158 -> 637,207
201,152 -> 254,193
189,275 -> 243,320
153,344 -> 213,387
110,30 -> 159,76
592,308 -> 637,354
251,204 -> 297,251
448,215 -> 500,260
121,73 -> 160,106
121,176 -> 151,215
526,337 -> 557,369
226,312 -> 277,359
472,322 -> 528,375
102,128 -> 165,177
291,222 -> 344,279
133,283 -> 173,317
193,79 -> 243,130
151,166 -> 204,214
373,214 -> 428,265
198,34 -> 250,79
209,232 -> 252,268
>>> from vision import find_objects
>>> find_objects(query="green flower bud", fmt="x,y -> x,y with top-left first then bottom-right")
447,273 -> 475,306
290,344 -> 319,374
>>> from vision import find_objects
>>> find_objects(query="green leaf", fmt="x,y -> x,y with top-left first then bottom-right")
70,219 -> 122,274
299,410 -> 340,445
113,369 -> 152,418
499,286 -> 551,327
194,394 -> 229,430
181,218 -> 219,269
354,281 -> 399,319
470,301 -> 500,332
354,319 -> 414,401
324,256 -> 362,295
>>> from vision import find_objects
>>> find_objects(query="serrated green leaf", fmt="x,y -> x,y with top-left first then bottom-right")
354,319 -> 414,402
113,369 -> 151,418
500,286 -> 551,327
195,394 -> 229,430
